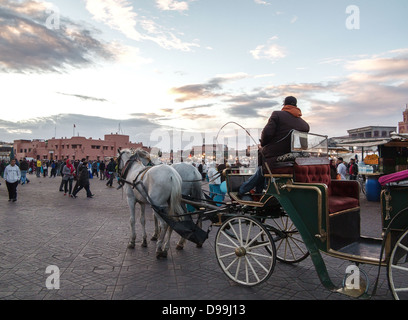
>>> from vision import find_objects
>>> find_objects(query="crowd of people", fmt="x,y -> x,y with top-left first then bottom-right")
331,156 -> 359,181
0,157 -> 119,202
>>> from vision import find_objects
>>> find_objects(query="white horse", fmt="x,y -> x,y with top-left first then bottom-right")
118,148 -> 185,258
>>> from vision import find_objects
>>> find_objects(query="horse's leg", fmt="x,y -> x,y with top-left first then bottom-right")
155,218 -> 168,259
139,203 -> 147,247
163,225 -> 173,253
151,215 -> 159,241
176,237 -> 186,250
196,219 -> 203,248
127,197 -> 137,249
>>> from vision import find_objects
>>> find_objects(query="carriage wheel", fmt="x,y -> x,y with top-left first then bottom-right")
215,216 -> 276,286
387,228 -> 408,300
263,215 -> 309,264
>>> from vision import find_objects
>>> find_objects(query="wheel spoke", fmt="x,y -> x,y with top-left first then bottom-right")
247,251 -> 273,259
248,241 -> 270,250
245,230 -> 265,249
391,264 -> 408,272
217,242 -> 237,249
220,230 -> 239,247
234,257 -> 242,280
228,221 -> 242,246
219,251 -> 237,259
398,242 -> 408,253
248,255 -> 270,273
245,256 -> 260,282
225,257 -> 239,271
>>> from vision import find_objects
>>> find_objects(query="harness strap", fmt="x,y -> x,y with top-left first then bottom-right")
133,166 -> 153,187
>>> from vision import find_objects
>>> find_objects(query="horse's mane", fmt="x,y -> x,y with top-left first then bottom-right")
120,148 -> 150,159
134,148 -> 150,160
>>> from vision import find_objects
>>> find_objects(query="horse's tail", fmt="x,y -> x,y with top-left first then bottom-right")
168,169 -> 184,217
192,174 -> 204,201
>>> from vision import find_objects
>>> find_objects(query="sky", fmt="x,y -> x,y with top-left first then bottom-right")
0,0 -> 407,150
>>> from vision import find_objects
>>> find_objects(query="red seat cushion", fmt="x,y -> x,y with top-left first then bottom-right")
294,164 -> 331,187
328,196 -> 359,214
293,163 -> 359,214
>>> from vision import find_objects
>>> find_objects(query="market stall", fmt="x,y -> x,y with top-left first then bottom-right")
337,133 -> 408,201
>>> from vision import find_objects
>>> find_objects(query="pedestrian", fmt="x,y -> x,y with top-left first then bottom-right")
4,158 -> 21,202
72,158 -> 85,195
92,160 -> 98,178
348,158 -> 359,180
50,160 -> 57,177
19,157 -> 30,185
106,158 -> 116,187
72,160 -> 94,198
329,158 -> 337,180
0,160 -> 6,178
99,160 -> 106,180
42,161 -> 48,177
208,163 -> 223,206
337,157 -> 347,180
36,158 -> 41,177
201,160 -> 207,181
62,159 -> 75,197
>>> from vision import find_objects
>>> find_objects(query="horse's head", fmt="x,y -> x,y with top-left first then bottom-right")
117,148 -> 132,172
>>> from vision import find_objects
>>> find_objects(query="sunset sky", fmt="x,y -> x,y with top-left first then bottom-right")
0,0 -> 407,149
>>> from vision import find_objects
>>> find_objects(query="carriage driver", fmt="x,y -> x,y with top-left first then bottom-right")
238,96 -> 310,198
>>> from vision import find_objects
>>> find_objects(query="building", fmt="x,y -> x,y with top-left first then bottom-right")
13,134 -> 149,161
347,126 -> 396,139
399,104 -> 408,134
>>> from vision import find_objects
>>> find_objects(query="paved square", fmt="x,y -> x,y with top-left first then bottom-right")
0,174 -> 396,300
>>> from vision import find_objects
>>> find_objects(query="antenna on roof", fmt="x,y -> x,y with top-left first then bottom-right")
118,122 -> 124,134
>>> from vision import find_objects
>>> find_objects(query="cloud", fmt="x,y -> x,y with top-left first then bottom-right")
250,37 -> 287,62
56,92 -> 109,102
166,47 -> 408,136
156,0 -> 189,12
84,0 -> 199,51
170,73 -> 249,102
84,0 -> 142,41
254,0 -> 270,5
270,51 -> 408,136
0,0 -> 115,73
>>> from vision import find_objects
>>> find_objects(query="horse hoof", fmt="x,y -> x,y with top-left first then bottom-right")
151,235 -> 158,241
127,243 -> 135,249
156,250 -> 168,259
176,244 -> 184,250
141,240 -> 147,247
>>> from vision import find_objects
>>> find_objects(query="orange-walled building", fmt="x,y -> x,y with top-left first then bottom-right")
14,134 -> 149,161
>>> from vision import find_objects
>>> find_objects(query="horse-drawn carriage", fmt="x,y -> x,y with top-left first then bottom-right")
117,131 -> 408,299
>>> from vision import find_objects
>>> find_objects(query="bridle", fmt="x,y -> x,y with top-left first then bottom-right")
117,150 -> 153,190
